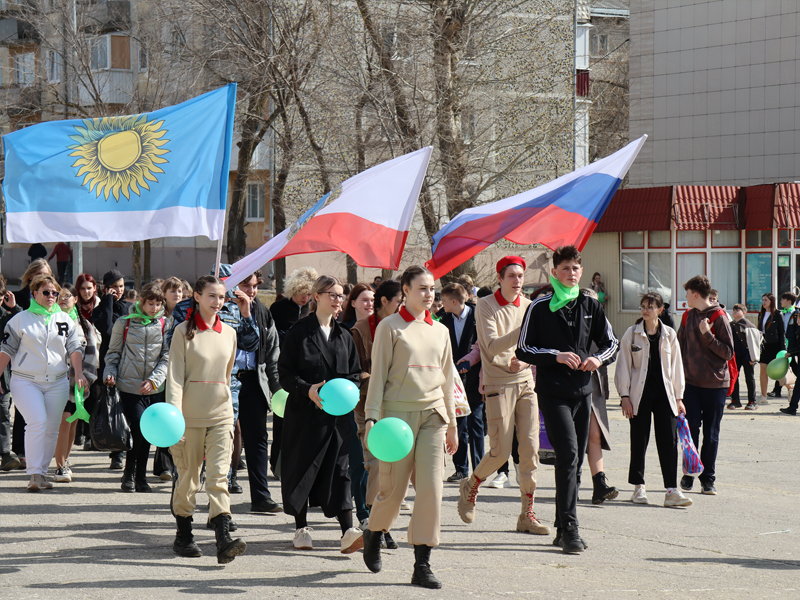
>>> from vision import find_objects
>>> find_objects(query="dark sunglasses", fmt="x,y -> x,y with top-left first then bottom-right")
40,291 -> 60,298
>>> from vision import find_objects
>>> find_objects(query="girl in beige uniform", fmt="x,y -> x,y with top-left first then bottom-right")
362,266 -> 458,589
167,275 -> 246,565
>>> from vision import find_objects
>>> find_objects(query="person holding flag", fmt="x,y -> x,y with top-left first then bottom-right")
457,256 -> 550,537
515,246 -> 618,553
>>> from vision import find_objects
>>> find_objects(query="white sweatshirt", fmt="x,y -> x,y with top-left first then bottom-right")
1,310 -> 84,381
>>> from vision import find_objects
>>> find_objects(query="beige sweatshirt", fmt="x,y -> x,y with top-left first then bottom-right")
365,310 -> 457,425
476,290 -> 533,386
166,318 -> 237,428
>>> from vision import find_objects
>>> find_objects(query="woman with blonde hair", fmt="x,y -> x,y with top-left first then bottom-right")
0,275 -> 86,491
14,258 -> 53,310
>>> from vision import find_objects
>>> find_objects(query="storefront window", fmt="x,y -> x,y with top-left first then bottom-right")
778,229 -> 791,248
710,252 -> 741,309
711,230 -> 740,248
649,231 -> 670,248
746,253 -> 772,311
677,231 -> 705,248
647,252 -> 672,305
622,231 -> 644,248
621,253 -> 646,310
778,254 -> 791,297
746,230 -> 772,248
676,253 -> 705,309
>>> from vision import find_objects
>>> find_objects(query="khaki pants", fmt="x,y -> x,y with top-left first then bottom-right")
368,407 -> 447,547
170,424 -> 233,519
473,380 -> 540,496
354,407 -> 380,506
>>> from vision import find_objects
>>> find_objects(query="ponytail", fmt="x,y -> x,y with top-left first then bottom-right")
185,297 -> 199,341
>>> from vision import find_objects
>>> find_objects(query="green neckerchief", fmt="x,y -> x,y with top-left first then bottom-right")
549,275 -> 580,312
66,305 -> 79,323
782,307 -> 794,315
122,301 -> 163,326
27,298 -> 62,325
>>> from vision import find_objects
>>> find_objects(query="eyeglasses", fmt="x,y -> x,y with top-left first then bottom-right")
41,291 -> 60,298
323,292 -> 345,301
640,305 -> 656,312
60,294 -> 73,301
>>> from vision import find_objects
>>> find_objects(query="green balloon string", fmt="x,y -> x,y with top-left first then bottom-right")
66,384 -> 90,424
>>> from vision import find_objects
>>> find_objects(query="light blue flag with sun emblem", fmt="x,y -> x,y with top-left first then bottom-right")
2,84 -> 236,243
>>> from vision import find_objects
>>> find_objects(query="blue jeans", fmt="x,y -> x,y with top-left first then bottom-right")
452,390 -> 485,475
348,411 -> 369,522
682,384 -> 726,485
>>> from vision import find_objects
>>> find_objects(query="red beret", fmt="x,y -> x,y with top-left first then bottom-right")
496,255 -> 527,273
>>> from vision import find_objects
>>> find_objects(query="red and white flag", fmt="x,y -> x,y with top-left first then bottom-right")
225,147 -> 432,290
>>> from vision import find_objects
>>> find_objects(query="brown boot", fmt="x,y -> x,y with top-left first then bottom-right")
516,493 -> 551,535
457,475 -> 482,523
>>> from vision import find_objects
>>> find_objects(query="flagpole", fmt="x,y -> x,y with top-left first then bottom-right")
214,237 -> 222,278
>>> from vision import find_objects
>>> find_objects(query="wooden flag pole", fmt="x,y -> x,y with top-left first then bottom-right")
214,237 -> 223,278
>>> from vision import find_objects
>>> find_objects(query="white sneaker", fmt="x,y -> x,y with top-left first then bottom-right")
486,472 -> 510,489
340,527 -> 364,554
631,485 -> 648,504
293,527 -> 313,550
27,474 -> 53,492
53,465 -> 72,483
400,500 -> 412,511
664,489 -> 693,508
359,517 -> 369,530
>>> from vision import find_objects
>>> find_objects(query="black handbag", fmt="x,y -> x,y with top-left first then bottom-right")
89,385 -> 133,452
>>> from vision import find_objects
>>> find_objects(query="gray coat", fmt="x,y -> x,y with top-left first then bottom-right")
103,315 -> 169,395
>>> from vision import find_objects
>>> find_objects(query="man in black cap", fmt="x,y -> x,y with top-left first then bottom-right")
92,269 -> 132,469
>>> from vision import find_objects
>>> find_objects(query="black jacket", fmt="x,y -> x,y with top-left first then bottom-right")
270,297 -> 308,342
251,297 -> 281,397
439,305 -> 480,393
91,293 -> 132,375
516,292 -> 618,399
760,311 -> 785,346
277,314 -> 361,517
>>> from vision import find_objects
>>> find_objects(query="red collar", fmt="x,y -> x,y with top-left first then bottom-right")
494,288 -> 521,307
399,306 -> 434,325
368,312 -> 382,340
194,311 -> 222,333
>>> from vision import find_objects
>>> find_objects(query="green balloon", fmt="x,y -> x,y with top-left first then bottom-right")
767,357 -> 789,381
272,389 -> 288,418
777,350 -> 788,359
368,417 -> 414,463
598,291 -> 606,302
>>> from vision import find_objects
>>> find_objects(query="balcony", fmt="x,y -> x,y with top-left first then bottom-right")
0,17 -> 38,45
1,84 -> 42,117
77,70 -> 134,106
84,1 -> 131,35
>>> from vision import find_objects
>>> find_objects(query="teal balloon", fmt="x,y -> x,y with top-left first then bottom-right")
776,350 -> 788,359
368,417 -> 414,463
141,403 -> 185,447
767,357 -> 789,381
319,379 -> 359,416
272,389 -> 288,418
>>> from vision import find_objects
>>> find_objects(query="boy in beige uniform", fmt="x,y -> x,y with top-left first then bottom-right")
458,256 -> 550,535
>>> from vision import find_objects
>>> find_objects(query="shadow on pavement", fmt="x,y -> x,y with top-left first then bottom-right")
648,556 -> 800,570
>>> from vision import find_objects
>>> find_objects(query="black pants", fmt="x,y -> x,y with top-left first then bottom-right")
0,393 -> 11,455
12,406 -> 25,456
453,390 -> 485,475
147,394 -> 174,476
119,391 -> 160,480
238,371 -> 273,503
628,389 -> 678,489
731,359 -> 756,405
538,393 -> 591,530
270,415 -> 283,476
56,261 -> 69,284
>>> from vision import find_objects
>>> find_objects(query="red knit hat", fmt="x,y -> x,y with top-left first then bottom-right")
496,256 -> 527,273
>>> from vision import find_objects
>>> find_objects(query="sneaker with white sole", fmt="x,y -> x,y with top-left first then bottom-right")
359,517 -> 369,530
400,500 -> 412,511
631,485 -> 648,504
159,470 -> 173,481
293,527 -> 313,550
53,465 -> 72,483
27,474 -> 53,492
486,472 -> 510,489
664,489 -> 693,507
340,528 -> 364,554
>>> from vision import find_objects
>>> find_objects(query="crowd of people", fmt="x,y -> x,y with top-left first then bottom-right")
1,245 -> 791,587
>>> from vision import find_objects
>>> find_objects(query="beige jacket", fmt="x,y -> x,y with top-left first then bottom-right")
614,322 -> 684,416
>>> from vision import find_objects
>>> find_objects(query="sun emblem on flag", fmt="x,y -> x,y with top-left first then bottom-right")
68,114 -> 170,201
286,187 -> 343,240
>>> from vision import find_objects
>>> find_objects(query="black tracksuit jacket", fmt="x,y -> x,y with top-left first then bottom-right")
516,292 -> 618,400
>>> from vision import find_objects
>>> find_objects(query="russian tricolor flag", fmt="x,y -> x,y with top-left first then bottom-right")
225,147 -> 432,289
426,136 -> 647,279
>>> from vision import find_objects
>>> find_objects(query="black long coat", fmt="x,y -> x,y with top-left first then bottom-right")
278,314 -> 361,518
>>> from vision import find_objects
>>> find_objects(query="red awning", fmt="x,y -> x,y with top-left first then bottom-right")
775,183 -> 800,228
595,186 -> 672,232
742,184 -> 775,229
672,186 -> 740,230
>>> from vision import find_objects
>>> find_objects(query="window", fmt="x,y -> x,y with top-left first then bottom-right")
590,32 -> 608,56
711,230 -> 740,248
13,52 -> 35,87
677,230 -> 705,248
676,253 -> 706,308
794,230 -> 800,248
246,182 -> 265,222
46,50 -> 61,82
746,230 -> 772,248
621,231 -> 644,248
170,27 -> 186,54
710,252 -> 741,309
91,36 -> 108,70
746,253 -> 772,311
91,34 -> 131,70
649,231 -> 670,248
621,253 -> 645,310
138,42 -> 147,72
648,252 -> 672,305
778,253 -> 791,296
778,229 -> 791,248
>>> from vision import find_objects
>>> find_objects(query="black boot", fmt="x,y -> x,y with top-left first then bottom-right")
559,524 -> 586,554
552,527 -> 588,549
173,516 -> 202,557
120,470 -> 135,493
208,518 -> 238,532
228,471 -> 243,494
210,514 -> 246,564
362,529 -> 383,573
383,531 -> 398,549
591,471 -> 618,505
411,545 -> 442,589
